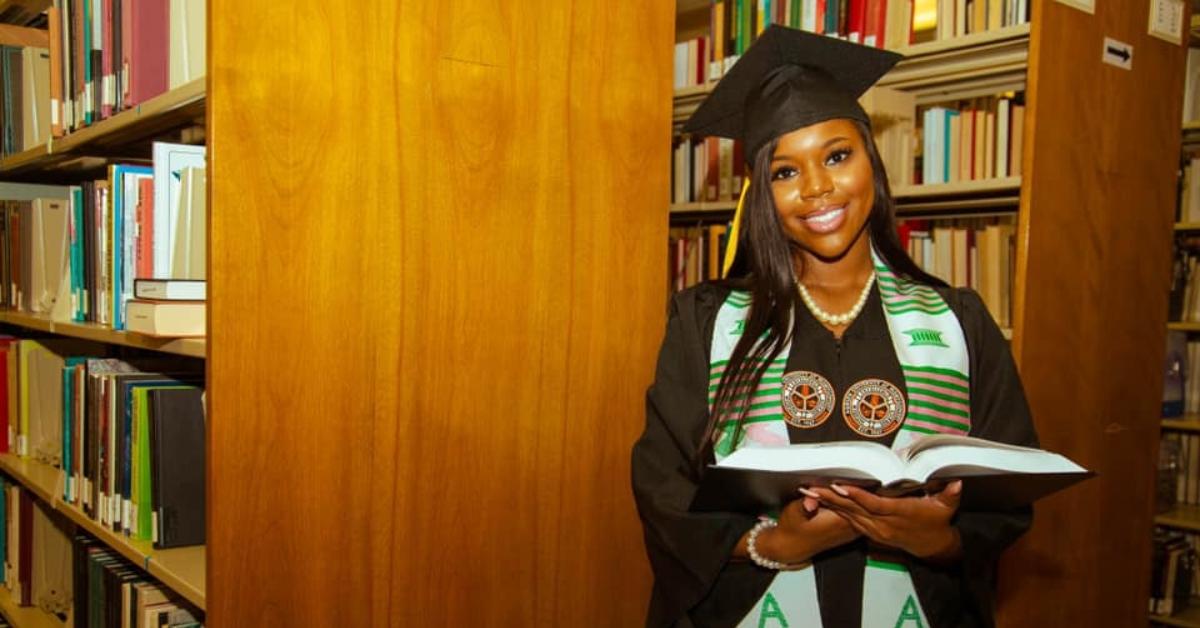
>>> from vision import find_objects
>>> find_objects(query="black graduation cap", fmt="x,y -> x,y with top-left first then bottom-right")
683,25 -> 902,164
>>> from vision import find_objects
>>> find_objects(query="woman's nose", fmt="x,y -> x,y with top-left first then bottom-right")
801,170 -> 833,200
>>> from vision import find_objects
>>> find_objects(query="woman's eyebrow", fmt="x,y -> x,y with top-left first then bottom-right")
771,136 -> 850,162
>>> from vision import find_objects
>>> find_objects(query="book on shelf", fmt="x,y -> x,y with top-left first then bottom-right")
134,279 -> 205,301
168,0 -> 205,90
125,299 -> 204,338
690,434 -> 1091,513
152,142 -> 206,280
148,387 -> 205,548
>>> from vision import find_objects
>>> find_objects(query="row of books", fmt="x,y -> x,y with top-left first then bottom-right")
911,0 -> 1029,44
1178,156 -> 1200,224
1169,238 -> 1200,324
1162,332 -> 1198,417
671,137 -> 746,205
46,0 -> 205,142
669,224 -> 730,293
1183,49 -> 1200,124
898,219 -> 1015,327
0,337 -> 206,549
1159,428 -> 1200,507
917,97 -> 1025,186
0,142 -> 206,336
2,480 -> 69,617
673,0 -> 1030,91
1150,527 -> 1197,617
1,483 -> 203,626
73,534 -> 202,627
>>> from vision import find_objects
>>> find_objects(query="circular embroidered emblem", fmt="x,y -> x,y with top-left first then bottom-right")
780,371 -> 835,428
842,378 -> 906,438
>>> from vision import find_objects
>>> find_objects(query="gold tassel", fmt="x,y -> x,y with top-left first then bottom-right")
721,178 -> 751,278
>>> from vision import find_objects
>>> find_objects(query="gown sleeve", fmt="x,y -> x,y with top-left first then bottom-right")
912,287 -> 1040,627
631,286 -> 774,628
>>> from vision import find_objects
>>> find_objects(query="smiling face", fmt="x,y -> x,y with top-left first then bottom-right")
768,118 -> 875,265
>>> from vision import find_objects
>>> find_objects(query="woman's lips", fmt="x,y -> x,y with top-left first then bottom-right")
801,205 -> 846,234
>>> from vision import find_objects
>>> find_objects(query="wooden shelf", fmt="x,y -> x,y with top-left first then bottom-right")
1155,503 -> 1200,532
877,24 -> 1029,104
0,79 -> 205,177
0,0 -> 51,27
669,201 -> 736,215
893,176 -> 1022,199
0,311 -> 205,358
890,22 -> 1031,58
1177,223 -> 1200,231
1163,415 -> 1200,432
1169,322 -> 1200,332
0,454 -> 205,611
1152,600 -> 1200,627
0,591 -> 65,628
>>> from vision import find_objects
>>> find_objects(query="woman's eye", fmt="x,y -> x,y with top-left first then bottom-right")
826,148 -> 852,166
771,166 -> 797,181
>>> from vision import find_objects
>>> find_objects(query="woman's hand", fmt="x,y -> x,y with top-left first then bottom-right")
741,492 -> 861,565
809,481 -> 963,562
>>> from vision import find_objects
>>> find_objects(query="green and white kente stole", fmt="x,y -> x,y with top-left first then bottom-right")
708,248 -> 970,628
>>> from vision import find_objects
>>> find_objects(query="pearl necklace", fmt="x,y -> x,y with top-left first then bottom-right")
796,272 -> 876,327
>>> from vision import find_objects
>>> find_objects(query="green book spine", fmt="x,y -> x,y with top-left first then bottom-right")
791,0 -> 801,28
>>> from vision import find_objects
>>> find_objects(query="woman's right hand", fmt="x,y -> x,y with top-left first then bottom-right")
738,493 -> 861,565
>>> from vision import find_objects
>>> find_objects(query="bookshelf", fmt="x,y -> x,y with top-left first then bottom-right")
1154,606 -> 1200,628
0,4 -> 214,626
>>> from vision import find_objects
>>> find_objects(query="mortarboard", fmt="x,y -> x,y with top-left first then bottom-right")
683,26 -> 902,277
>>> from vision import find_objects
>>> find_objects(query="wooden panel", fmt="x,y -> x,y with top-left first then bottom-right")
1000,0 -> 1187,624
209,1 -> 669,625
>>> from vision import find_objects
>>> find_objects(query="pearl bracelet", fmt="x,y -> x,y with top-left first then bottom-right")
746,519 -> 801,571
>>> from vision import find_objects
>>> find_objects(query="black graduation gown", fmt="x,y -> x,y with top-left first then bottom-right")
630,282 -> 1038,628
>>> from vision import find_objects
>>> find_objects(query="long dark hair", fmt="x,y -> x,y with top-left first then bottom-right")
696,120 -> 946,468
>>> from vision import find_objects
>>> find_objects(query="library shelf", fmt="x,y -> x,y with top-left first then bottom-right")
876,24 -> 1028,103
0,0 -> 50,27
1164,415 -> 1200,432
1169,322 -> 1200,332
1177,223 -> 1200,231
0,79 -> 205,176
0,591 -> 64,628
892,176 -> 1021,199
0,311 -> 205,358
669,201 -> 737,215
1155,503 -> 1200,532
674,26 -> 1031,124
1152,602 -> 1200,628
0,453 -> 206,611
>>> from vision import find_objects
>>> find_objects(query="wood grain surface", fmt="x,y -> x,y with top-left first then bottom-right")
208,2 -> 671,624
1000,0 -> 1186,624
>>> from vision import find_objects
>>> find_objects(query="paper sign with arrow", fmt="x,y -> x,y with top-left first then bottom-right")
1102,37 -> 1133,70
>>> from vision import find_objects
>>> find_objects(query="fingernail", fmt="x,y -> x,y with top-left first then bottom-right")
804,498 -> 818,513
831,484 -> 850,497
798,488 -> 821,499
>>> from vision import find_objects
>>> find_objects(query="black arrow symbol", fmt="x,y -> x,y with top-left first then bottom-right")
1107,45 -> 1131,62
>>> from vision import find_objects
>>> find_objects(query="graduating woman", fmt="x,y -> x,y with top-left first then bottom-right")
631,26 -> 1038,628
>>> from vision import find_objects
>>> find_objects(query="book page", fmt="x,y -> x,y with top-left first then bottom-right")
904,443 -> 1087,484
715,441 -> 906,484
898,434 -> 1044,461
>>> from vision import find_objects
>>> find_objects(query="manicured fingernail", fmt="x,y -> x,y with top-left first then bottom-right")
798,488 -> 821,499
804,499 -> 818,513
831,484 -> 850,497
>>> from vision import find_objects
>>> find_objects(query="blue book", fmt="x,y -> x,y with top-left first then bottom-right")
109,165 -> 153,330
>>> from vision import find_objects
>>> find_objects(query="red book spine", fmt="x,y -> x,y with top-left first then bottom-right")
848,0 -> 867,43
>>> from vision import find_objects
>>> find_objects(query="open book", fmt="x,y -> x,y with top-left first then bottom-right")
689,435 -> 1093,513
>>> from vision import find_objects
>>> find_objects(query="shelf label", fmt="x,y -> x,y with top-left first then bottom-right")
1149,0 -> 1185,45
1102,37 -> 1133,70
1055,0 -> 1095,14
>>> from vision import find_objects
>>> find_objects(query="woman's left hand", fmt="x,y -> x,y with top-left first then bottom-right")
809,481 -> 963,561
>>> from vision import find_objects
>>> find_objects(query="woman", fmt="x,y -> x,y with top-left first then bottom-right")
631,25 -> 1037,627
